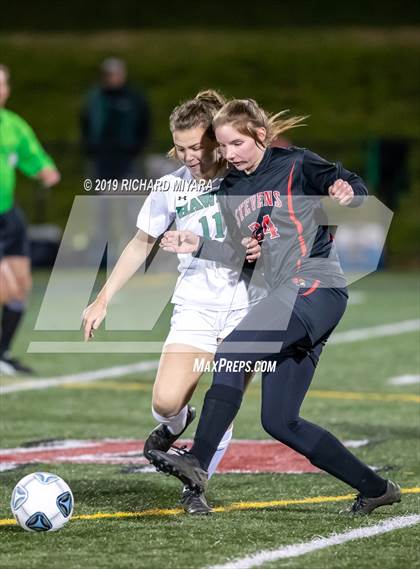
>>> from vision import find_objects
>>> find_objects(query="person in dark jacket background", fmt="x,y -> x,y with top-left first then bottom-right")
81,57 -> 151,180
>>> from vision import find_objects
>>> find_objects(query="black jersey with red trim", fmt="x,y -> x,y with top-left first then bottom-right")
197,146 -> 368,291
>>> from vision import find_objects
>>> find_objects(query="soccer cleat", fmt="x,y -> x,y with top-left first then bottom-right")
148,449 -> 208,493
341,480 -> 402,515
143,405 -> 196,461
181,486 -> 212,515
0,353 -> 35,376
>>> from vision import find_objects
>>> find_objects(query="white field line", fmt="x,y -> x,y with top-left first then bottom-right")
0,360 -> 159,395
329,319 -> 420,344
388,374 -> 420,386
26,319 -> 420,353
2,319 -> 419,395
27,341 -> 165,353
204,514 -> 420,569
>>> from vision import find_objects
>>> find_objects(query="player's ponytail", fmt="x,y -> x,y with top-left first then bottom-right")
193,89 -> 226,112
213,98 -> 307,147
168,89 -> 226,159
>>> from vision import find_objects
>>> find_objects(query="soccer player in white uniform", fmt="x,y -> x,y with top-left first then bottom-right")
83,91 -> 265,514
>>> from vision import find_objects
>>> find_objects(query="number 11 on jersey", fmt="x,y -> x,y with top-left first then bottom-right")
198,212 -> 225,239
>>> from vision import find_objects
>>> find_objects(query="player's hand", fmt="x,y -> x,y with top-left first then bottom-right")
37,167 -> 61,188
160,230 -> 200,253
328,179 -> 354,206
242,237 -> 261,262
82,299 -> 107,341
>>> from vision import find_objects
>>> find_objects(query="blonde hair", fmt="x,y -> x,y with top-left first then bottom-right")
213,99 -> 307,147
168,90 -> 226,160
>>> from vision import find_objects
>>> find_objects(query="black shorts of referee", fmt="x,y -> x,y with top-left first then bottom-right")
0,207 -> 30,261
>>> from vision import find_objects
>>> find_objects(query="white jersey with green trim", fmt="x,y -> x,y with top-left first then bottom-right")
136,165 -> 266,310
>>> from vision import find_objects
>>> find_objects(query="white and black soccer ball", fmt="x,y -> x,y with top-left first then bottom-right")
10,472 -> 74,532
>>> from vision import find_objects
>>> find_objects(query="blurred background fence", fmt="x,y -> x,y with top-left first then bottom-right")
1,25 -> 419,267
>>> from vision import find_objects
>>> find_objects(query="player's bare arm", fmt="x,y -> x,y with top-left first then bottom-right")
160,230 -> 261,261
82,229 -> 156,341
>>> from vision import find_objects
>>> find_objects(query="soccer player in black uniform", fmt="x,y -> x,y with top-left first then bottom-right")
150,99 -> 401,515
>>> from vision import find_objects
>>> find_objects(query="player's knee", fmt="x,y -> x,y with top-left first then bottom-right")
152,395 -> 183,419
24,274 -> 32,295
261,411 -> 300,444
0,290 -> 11,304
16,276 -> 32,299
261,407 -> 278,439
8,290 -> 26,303
13,288 -> 28,302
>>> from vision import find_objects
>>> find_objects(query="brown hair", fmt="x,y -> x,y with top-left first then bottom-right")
213,98 -> 307,147
168,90 -> 226,159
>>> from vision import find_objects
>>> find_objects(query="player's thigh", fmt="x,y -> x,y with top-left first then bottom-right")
3,256 -> 32,298
216,307 -> 258,391
0,260 -> 21,303
152,344 -> 214,416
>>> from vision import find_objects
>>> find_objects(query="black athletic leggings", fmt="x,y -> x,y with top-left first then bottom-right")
190,287 -> 387,497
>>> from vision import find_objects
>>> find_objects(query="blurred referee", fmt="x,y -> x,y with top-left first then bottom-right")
0,64 -> 60,375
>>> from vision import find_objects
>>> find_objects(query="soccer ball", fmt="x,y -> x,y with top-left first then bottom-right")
10,472 -> 74,532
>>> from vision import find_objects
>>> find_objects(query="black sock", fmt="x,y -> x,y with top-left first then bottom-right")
0,305 -> 24,357
309,432 -> 388,498
190,384 -> 243,470
357,470 -> 388,497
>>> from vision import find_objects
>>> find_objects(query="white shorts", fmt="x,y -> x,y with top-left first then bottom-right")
163,305 -> 251,354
